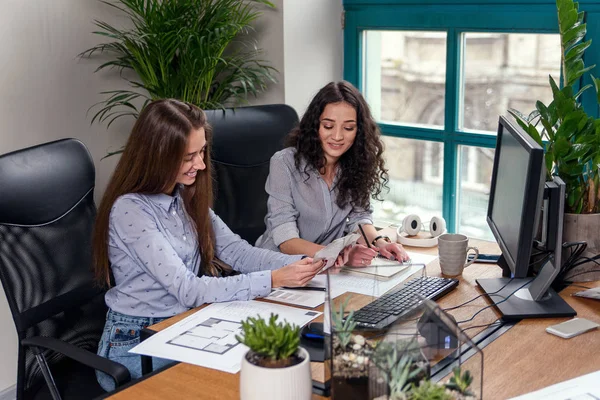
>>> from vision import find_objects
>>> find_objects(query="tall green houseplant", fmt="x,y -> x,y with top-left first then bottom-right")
510,0 -> 600,214
81,0 -> 276,128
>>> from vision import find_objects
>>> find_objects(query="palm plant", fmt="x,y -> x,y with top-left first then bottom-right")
81,0 -> 276,129
509,0 -> 600,213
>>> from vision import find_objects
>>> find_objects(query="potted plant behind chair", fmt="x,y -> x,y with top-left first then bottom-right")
236,314 -> 312,400
509,0 -> 600,282
80,0 -> 276,152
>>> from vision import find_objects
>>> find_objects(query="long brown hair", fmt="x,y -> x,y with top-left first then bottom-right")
286,81 -> 388,210
93,99 -> 217,286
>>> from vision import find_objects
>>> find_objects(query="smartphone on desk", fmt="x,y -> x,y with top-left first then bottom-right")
546,318 -> 600,339
468,253 -> 500,264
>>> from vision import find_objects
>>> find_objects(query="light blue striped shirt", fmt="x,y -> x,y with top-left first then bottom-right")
105,189 -> 302,317
255,147 -> 373,252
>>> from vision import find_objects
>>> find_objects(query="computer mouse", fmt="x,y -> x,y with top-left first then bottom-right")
301,322 -> 325,340
417,311 -> 459,349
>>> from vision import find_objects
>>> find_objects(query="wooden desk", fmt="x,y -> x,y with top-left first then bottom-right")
105,241 -> 600,399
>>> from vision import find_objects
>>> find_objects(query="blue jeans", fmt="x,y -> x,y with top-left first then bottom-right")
96,309 -> 174,392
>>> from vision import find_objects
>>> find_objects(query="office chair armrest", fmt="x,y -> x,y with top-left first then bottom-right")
21,336 -> 131,387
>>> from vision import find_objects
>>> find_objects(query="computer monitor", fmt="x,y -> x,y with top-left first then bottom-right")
486,116 -> 546,279
476,116 -> 576,319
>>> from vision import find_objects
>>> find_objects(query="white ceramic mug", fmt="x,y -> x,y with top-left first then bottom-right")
437,233 -> 479,276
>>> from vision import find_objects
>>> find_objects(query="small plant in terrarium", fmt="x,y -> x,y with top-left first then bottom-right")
410,379 -> 454,400
330,298 -> 376,399
372,340 -> 427,400
445,367 -> 475,399
236,313 -> 302,368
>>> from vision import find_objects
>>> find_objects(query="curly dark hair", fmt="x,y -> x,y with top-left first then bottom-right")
286,81 -> 388,210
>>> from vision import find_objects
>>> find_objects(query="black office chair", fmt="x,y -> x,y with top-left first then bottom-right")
0,139 -> 130,400
206,104 -> 299,245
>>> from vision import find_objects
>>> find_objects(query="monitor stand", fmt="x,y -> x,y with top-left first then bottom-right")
478,177 -> 576,320
476,277 -> 576,320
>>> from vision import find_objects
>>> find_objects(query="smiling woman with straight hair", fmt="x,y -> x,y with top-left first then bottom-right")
92,99 -> 323,391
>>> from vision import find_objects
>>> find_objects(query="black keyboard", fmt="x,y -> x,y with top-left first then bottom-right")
350,276 -> 459,330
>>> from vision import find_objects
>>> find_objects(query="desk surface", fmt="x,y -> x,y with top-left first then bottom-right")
105,241 -> 600,400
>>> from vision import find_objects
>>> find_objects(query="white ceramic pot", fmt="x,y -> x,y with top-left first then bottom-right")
239,347 -> 312,400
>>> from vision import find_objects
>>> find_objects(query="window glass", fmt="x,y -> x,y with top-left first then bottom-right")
364,31 -> 447,128
457,145 -> 495,240
372,137 -> 444,227
461,33 -> 561,133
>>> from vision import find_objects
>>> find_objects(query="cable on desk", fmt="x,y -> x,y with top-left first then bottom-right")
443,254 -> 549,313
461,319 -> 503,333
563,268 -> 600,281
456,280 -> 532,324
442,279 -> 514,312
554,242 -> 588,286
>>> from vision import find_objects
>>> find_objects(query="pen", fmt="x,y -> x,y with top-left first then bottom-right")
281,286 -> 326,292
358,224 -> 398,261
358,224 -> 372,248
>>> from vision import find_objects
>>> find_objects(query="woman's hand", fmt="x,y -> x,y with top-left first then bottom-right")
271,257 -> 325,287
345,244 -> 378,267
334,245 -> 351,267
377,242 -> 410,262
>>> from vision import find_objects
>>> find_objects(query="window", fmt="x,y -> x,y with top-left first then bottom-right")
344,1 -> 573,239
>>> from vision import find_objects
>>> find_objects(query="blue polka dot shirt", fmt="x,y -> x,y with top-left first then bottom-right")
104,189 -> 303,317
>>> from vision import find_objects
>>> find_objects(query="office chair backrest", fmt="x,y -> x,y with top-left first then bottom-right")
0,139 -> 105,398
206,104 -> 299,244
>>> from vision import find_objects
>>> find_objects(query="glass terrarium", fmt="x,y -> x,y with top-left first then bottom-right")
323,264 -> 483,400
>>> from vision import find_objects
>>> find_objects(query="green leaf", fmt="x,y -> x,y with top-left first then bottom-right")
562,23 -> 586,51
527,124 -> 544,147
555,137 -> 571,158
81,0 -> 279,135
565,39 -> 592,62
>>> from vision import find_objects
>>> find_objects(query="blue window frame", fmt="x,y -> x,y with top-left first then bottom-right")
343,0 -> 600,236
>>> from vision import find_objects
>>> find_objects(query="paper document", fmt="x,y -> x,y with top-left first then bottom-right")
309,263 -> 425,298
573,286 -> 600,300
266,288 -> 325,308
509,370 -> 600,400
405,251 -> 438,267
130,301 -> 321,374
313,233 -> 361,272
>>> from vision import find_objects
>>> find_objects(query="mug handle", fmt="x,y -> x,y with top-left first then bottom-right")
464,247 -> 479,267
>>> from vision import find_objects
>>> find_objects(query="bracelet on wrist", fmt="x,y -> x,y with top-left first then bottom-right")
371,235 -> 391,247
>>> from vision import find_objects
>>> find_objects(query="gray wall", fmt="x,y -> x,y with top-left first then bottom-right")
0,0 -> 342,394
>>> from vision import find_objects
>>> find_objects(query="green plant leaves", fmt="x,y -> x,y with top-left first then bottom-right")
81,0 -> 277,126
508,0 -> 600,213
236,313 -> 300,362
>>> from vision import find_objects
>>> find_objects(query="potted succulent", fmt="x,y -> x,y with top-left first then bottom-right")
509,0 -> 600,281
236,314 -> 312,400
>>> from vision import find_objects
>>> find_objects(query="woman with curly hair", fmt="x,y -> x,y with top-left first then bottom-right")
255,81 -> 408,266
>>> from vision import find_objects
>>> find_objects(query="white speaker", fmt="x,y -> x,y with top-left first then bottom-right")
397,215 -> 447,247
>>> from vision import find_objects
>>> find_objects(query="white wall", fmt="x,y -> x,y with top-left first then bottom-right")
283,0 -> 344,116
0,0 -> 128,392
0,0 -> 342,394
